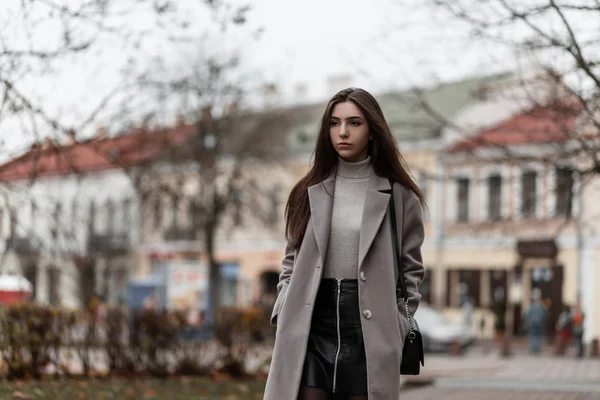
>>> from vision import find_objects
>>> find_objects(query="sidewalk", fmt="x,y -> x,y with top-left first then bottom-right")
403,347 -> 600,384
494,356 -> 600,382
401,348 -> 600,400
401,386 -> 600,400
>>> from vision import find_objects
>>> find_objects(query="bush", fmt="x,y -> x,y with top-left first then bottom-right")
0,303 -> 271,380
214,306 -> 270,378
129,309 -> 182,377
0,304 -> 78,379
104,307 -> 133,375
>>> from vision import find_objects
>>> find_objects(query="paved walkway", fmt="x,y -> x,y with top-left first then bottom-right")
402,386 -> 600,400
494,356 -> 600,382
405,352 -> 600,383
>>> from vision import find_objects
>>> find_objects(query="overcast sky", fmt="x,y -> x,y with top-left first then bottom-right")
0,0 -> 533,158
240,0 -> 512,99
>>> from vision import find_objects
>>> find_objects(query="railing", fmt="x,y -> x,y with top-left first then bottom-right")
163,226 -> 197,241
7,236 -> 39,256
88,233 -> 131,254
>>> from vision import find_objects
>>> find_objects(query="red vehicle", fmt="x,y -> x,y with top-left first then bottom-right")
0,275 -> 33,305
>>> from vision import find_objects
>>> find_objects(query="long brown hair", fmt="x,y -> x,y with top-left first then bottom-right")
285,87 -> 426,249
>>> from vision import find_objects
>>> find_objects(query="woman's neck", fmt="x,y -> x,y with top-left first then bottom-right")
336,156 -> 371,179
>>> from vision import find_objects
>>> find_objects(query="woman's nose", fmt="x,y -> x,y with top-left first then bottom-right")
339,124 -> 349,138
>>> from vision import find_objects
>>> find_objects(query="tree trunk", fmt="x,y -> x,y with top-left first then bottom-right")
205,221 -> 221,327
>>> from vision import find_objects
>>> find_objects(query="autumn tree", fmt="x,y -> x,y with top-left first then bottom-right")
126,60 -> 290,323
0,0 -> 257,300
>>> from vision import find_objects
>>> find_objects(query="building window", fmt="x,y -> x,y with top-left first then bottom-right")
521,170 -> 537,219
30,201 -> 37,233
459,270 -> 481,307
48,267 -> 61,306
106,200 -> 115,234
555,167 -> 574,217
233,189 -> 243,227
267,186 -> 281,225
190,200 -> 202,232
51,203 -> 62,240
70,200 -> 77,227
171,195 -> 180,229
9,207 -> 16,237
420,270 -> 433,304
24,264 -> 37,300
489,269 -> 507,306
445,269 -> 481,307
153,197 -> 162,229
122,198 -> 132,230
88,201 -> 96,234
487,174 -> 502,221
79,260 -> 96,308
456,178 -> 470,222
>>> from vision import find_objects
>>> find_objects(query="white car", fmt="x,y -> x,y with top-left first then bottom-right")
414,303 -> 475,353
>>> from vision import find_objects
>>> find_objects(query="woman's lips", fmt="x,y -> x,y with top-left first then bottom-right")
338,143 -> 351,149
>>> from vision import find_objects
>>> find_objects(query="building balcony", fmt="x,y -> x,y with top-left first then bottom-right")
163,226 -> 197,241
7,236 -> 40,256
88,232 -> 131,255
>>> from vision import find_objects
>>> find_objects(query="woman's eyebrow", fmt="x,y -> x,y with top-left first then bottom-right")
331,115 -> 364,120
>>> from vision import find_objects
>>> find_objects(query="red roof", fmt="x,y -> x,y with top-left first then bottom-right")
0,125 -> 194,182
446,103 -> 581,153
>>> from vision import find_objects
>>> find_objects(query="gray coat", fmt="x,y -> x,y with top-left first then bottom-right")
264,171 -> 426,400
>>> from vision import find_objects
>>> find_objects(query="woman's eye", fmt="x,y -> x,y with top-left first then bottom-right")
330,121 -> 339,126
351,121 -> 361,126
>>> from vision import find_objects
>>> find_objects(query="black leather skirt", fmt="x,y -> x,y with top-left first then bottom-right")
300,278 -> 367,395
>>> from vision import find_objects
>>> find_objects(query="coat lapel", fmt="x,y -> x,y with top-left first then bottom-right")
358,173 -> 392,270
307,172 -> 335,266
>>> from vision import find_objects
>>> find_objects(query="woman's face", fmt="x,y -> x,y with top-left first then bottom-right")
329,101 -> 370,162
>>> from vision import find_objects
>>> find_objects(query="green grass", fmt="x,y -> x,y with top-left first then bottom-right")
0,377 -> 267,399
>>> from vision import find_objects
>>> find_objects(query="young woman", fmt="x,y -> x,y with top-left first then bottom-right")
264,88 -> 426,400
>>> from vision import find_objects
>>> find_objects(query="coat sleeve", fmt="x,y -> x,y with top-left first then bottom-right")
399,194 -> 426,320
270,240 -> 296,326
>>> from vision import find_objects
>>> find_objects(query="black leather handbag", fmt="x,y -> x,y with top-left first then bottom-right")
389,184 -> 425,375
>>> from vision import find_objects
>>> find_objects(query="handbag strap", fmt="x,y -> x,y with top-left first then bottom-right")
388,180 -> 415,335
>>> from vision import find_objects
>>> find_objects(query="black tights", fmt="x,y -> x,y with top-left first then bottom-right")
297,385 -> 368,400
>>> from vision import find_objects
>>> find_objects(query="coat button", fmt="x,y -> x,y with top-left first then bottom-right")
360,271 -> 366,281
363,309 -> 372,319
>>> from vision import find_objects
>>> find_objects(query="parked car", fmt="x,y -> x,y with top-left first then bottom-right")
414,302 -> 475,353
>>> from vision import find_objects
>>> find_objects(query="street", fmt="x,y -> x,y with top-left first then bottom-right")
399,346 -> 600,399
402,386 -> 600,400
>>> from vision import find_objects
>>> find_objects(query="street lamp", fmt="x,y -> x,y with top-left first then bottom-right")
203,133 -> 217,151
200,128 -> 219,329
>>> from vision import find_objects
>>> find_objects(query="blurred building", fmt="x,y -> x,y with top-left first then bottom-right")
190,74 -> 514,310
4,71 -> 596,346
435,98 -> 599,343
0,127 -> 190,307
0,73 -> 511,310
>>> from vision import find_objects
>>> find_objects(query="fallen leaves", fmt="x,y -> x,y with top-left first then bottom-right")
1,376 -> 267,399
12,391 -> 32,399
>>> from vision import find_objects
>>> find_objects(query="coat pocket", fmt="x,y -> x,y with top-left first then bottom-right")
270,282 -> 289,326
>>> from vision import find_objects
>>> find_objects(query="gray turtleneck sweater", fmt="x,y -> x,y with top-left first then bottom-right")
323,156 -> 372,279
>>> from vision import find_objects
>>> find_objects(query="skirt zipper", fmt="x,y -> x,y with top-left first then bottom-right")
332,278 -> 342,393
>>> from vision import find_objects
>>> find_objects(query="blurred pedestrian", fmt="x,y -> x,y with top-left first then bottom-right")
572,302 -> 585,358
556,304 -> 572,355
462,296 -> 474,328
525,288 -> 547,355
264,88 -> 426,400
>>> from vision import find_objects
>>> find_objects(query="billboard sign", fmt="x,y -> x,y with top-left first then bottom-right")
165,260 -> 209,313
